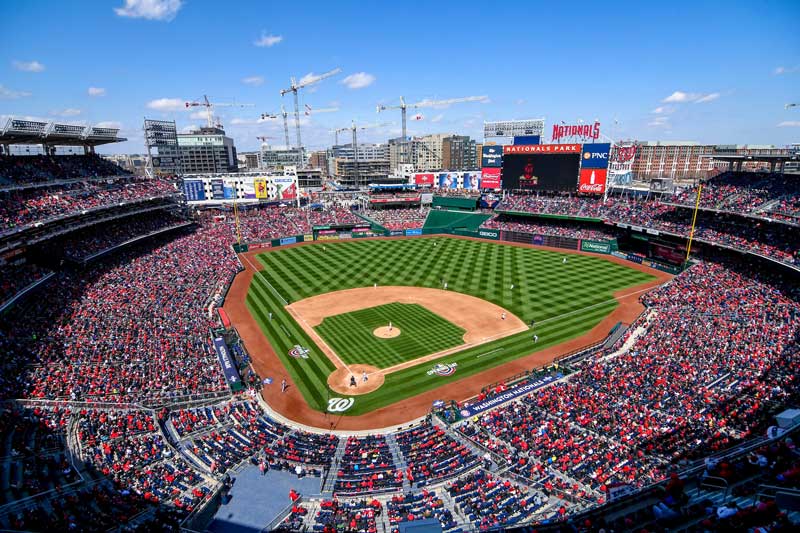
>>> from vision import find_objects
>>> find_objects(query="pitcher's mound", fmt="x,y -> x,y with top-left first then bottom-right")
373,326 -> 401,338
328,365 -> 384,395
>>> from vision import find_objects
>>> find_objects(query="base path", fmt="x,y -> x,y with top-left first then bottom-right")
223,235 -> 673,431
328,365 -> 384,395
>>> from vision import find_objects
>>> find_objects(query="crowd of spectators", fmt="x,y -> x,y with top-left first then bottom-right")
335,435 -> 403,495
481,215 -> 619,241
0,178 -> 177,235
458,258 -> 799,516
0,154 -> 130,185
312,498 -> 381,533
199,206 -> 312,243
366,207 -> 429,231
395,421 -> 480,487
0,263 -> 51,307
55,210 -> 189,261
446,470 -> 544,530
309,205 -> 362,226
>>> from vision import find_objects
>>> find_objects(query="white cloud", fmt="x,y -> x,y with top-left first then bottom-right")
648,116 -> 670,127
431,113 -> 445,123
662,91 -> 697,103
0,84 -> 31,99
230,117 -> 272,125
652,106 -> 666,114
53,108 -> 82,117
695,92 -> 720,104
189,111 -> 208,120
12,60 -> 45,72
242,76 -> 264,86
341,72 -> 375,89
114,0 -> 182,21
662,90 -> 720,104
515,98 -> 526,106
146,97 -> 186,111
774,65 -> 799,75
777,121 -> 800,127
95,121 -> 122,129
180,124 -> 199,133
88,87 -> 106,97
254,32 -> 283,47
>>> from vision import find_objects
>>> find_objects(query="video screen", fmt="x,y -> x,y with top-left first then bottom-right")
501,153 -> 580,191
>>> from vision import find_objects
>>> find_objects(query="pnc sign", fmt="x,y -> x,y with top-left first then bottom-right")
551,121 -> 601,143
580,143 -> 612,169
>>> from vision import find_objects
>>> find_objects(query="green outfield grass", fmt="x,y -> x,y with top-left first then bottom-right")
315,303 -> 465,368
244,236 -> 657,415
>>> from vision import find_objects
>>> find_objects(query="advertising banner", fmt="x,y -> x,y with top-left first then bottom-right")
578,168 -> 608,194
580,143 -> 612,169
459,373 -> 561,418
513,135 -> 540,145
240,179 -> 255,199
481,167 -> 502,189
389,230 -> 404,236
211,179 -> 224,200
414,173 -> 434,186
183,180 -> 205,201
438,172 -> 458,189
480,194 -> 500,209
304,234 -> 314,242
223,179 -> 236,199
501,145 -> 581,191
481,145 -> 503,168
213,337 -> 243,391
405,228 -> 422,236
478,229 -> 500,240
280,236 -> 297,246
273,176 -> 297,200
254,178 -> 268,199
581,240 -> 612,254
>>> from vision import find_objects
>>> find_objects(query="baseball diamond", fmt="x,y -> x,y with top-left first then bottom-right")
315,303 -> 466,368
242,236 -> 657,416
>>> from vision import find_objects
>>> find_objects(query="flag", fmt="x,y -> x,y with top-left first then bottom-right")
263,377 -> 273,385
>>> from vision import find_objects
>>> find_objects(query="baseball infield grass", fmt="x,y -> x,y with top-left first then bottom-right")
315,303 -> 466,368
245,237 -> 656,415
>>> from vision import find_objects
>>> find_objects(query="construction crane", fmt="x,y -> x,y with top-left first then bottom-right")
280,67 -> 342,165
786,103 -> 798,109
185,95 -> 255,128
260,108 -> 292,149
376,95 -> 488,165
335,121 -> 391,188
256,136 -> 276,143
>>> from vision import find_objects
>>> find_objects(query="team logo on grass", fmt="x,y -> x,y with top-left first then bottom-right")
289,345 -> 310,359
427,362 -> 458,377
327,398 -> 354,412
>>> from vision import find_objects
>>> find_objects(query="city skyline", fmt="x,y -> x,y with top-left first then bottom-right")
1,0 -> 799,154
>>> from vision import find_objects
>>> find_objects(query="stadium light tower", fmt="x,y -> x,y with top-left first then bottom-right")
377,95 -> 489,167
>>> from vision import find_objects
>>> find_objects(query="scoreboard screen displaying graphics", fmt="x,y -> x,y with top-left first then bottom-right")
501,144 -> 581,191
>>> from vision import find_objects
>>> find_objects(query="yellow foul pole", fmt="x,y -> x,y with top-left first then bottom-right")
685,184 -> 703,263
233,192 -> 242,246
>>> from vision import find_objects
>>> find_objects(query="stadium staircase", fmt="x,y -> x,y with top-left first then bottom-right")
320,438 -> 349,496
384,433 -> 410,491
438,421 -> 498,473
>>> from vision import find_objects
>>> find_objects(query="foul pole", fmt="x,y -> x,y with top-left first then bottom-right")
685,184 -> 703,263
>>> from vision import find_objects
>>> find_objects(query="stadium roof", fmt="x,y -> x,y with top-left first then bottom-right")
0,117 -> 126,147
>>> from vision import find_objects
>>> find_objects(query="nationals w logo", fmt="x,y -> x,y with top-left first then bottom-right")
327,398 -> 354,412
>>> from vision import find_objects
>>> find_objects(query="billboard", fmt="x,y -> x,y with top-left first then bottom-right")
414,173 -> 434,186
481,145 -> 503,168
481,167 -> 502,189
501,144 -> 581,191
463,172 -> 480,191
579,168 -> 608,194
211,179 -> 224,200
273,176 -> 297,200
183,179 -> 205,201
242,179 -> 256,199
438,172 -> 458,189
223,179 -> 236,199
254,178 -> 268,199
514,135 -> 540,145
580,143 -> 611,169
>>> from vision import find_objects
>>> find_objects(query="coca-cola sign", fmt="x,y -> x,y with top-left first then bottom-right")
578,168 -> 607,194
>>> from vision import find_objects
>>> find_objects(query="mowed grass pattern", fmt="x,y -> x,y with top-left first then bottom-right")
245,237 -> 657,415
315,303 -> 465,368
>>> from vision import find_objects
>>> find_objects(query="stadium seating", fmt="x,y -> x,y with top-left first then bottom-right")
0,154 -> 130,185
366,207 -> 430,231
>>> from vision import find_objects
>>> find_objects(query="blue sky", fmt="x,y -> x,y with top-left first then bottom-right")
1,0 -> 798,154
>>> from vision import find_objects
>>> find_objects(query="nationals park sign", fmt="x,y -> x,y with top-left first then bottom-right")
551,121 -> 601,143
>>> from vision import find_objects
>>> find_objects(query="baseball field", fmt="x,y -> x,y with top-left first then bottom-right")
243,237 -> 657,416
